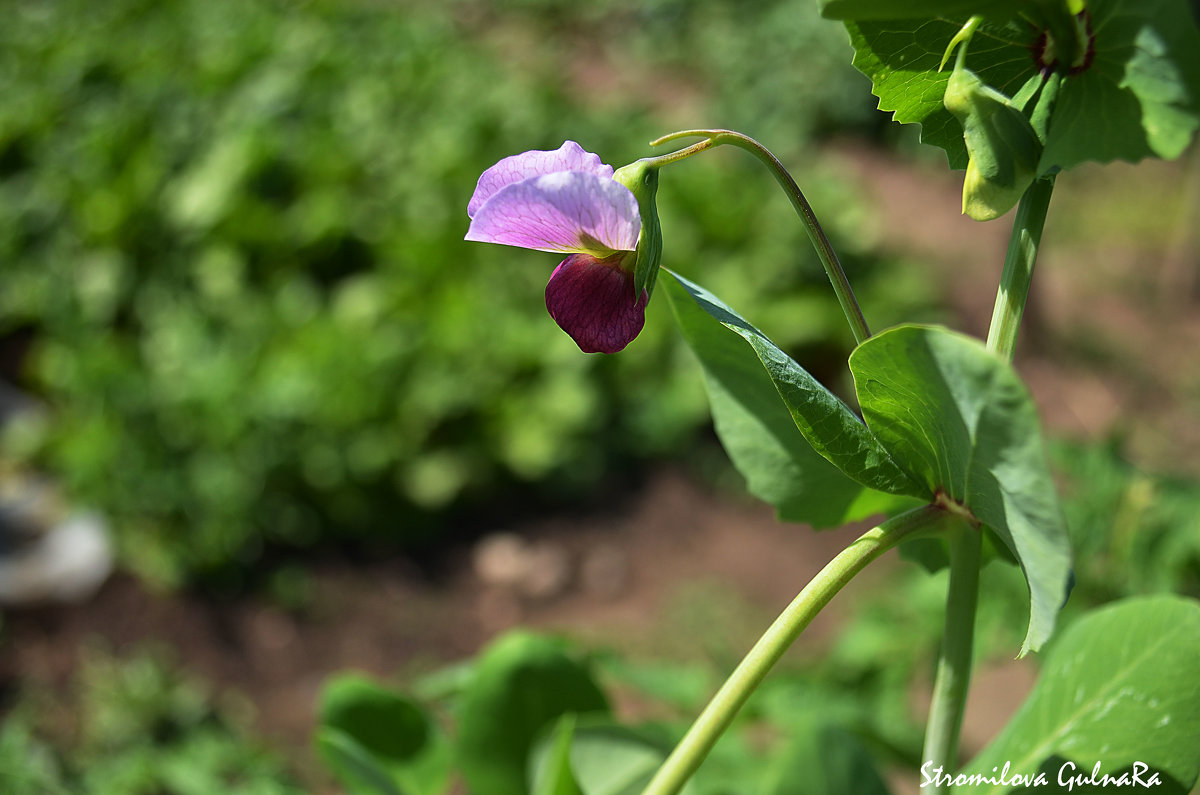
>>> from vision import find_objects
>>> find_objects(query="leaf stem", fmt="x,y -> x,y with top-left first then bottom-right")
641,504 -> 948,795
986,175 -> 1056,360
919,520 -> 982,792
646,129 -> 872,344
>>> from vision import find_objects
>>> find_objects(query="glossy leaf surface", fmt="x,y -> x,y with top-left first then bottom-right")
849,325 -> 1070,654
457,633 -> 609,795
844,1 -> 1200,172
663,270 -> 922,529
958,596 -> 1200,794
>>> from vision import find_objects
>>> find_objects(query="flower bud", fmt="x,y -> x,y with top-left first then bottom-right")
944,52 -> 1042,221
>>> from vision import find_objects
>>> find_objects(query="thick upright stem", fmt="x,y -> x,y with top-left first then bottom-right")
648,129 -> 872,344
986,175 -> 1056,359
920,521 -> 982,791
641,505 -> 947,795
920,176 -> 1055,791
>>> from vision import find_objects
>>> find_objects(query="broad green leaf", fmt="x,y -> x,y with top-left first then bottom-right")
548,720 -> 691,795
956,596 -> 1200,794
456,632 -> 610,795
316,728 -> 408,795
316,675 -> 449,795
1039,0 -> 1200,171
320,675 -> 430,765
845,17 -> 1038,170
844,1 -> 1200,173
848,325 -> 1070,654
530,716 -> 584,795
819,0 -> 1025,20
662,270 -> 924,529
759,722 -> 892,795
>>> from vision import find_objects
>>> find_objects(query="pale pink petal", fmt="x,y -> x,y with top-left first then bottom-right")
467,141 -> 614,218
545,253 -> 647,354
465,171 -> 640,254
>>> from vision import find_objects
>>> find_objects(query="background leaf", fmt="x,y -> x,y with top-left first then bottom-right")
848,325 -> 1071,654
315,730 -> 408,795
316,674 -> 449,795
663,270 -> 921,528
549,720 -> 690,795
530,716 -> 584,795
758,721 -> 892,795
456,633 -> 610,795
957,595 -> 1200,794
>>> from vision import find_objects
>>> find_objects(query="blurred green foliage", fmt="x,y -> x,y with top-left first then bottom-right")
0,0 -> 922,586
0,647 -> 303,795
1051,439 -> 1200,603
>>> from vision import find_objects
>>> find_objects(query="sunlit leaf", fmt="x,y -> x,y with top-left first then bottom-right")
663,270 -> 923,529
849,325 -> 1071,654
457,633 -> 609,795
316,675 -> 449,795
844,0 -> 1200,172
957,596 -> 1200,794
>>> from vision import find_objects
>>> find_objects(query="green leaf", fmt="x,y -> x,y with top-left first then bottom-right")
956,596 -> 1200,794
316,674 -> 449,795
844,1 -> 1200,172
1039,0 -> 1200,170
316,729 -> 408,795
819,0 -> 1025,20
848,325 -> 1071,654
662,270 -> 924,529
531,716 -> 584,795
759,721 -> 892,795
546,719 -> 689,795
456,632 -> 610,795
845,17 -> 1038,170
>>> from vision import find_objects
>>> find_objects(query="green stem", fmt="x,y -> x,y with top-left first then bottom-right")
919,176 -> 1055,791
641,505 -> 948,795
647,129 -> 872,344
986,175 -> 1056,359
919,519 -> 982,792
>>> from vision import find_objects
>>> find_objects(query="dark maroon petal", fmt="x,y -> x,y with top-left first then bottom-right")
544,253 -> 647,354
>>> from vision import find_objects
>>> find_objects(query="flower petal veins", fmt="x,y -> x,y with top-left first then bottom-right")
545,253 -> 647,354
467,141 -> 614,218
465,171 -> 640,254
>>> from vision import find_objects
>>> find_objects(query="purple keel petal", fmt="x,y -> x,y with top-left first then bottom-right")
545,253 -> 647,354
466,171 -> 640,255
468,141 -> 614,218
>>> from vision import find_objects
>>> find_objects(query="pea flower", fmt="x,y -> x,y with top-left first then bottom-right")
466,141 -> 661,354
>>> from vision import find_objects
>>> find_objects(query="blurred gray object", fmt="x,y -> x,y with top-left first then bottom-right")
0,381 -> 114,606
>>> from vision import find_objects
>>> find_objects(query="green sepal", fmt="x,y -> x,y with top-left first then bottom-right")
613,160 -> 663,300
944,46 -> 1042,220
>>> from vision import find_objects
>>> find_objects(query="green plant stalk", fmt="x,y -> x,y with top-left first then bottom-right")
647,129 -> 872,344
919,519 -> 982,792
920,176 -> 1055,790
986,175 -> 1056,358
641,504 -> 948,795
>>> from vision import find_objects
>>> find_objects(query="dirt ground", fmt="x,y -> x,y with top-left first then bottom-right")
2,142 -> 1196,792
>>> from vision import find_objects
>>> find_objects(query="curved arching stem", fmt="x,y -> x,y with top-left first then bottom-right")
644,129 -> 872,345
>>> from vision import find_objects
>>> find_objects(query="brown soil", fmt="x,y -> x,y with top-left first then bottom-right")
1,471 -> 885,752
